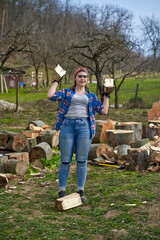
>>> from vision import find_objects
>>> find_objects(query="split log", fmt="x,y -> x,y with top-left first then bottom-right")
131,138 -> 149,148
29,142 -> 53,164
55,193 -> 82,211
5,152 -> 29,165
148,120 -> 160,126
125,148 -> 149,171
115,122 -> 142,141
22,131 -> 40,138
148,101 -> 160,120
0,156 -> 8,173
29,120 -> 45,129
0,174 -> 8,189
0,130 -> 28,152
92,120 -> 116,143
31,159 -> 44,170
5,159 -> 28,176
149,146 -> 160,163
96,144 -> 116,159
106,130 -> 134,147
30,124 -> 44,134
41,129 -> 60,147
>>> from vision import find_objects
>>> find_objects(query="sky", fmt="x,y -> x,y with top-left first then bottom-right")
63,0 -> 160,22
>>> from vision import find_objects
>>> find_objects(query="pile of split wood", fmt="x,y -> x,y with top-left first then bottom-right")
89,107 -> 160,172
0,120 -> 60,189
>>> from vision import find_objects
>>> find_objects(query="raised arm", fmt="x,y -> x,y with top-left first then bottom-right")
48,81 -> 59,98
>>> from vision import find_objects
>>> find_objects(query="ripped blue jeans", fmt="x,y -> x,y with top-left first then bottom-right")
59,117 -> 92,192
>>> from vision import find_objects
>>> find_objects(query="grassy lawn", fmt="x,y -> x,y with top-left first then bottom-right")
0,76 -> 160,239
0,165 -> 160,240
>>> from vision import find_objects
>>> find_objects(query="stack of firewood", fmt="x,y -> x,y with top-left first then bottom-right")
0,120 -> 60,189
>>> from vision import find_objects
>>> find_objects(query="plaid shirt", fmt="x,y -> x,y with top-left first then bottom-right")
48,87 -> 103,139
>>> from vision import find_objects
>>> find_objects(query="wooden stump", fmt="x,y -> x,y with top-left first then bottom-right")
5,159 -> 29,176
92,124 -> 103,143
106,130 -> 134,147
29,142 -> 53,164
41,129 -> 59,147
115,122 -> 142,141
0,156 -> 8,173
0,174 -> 8,189
0,130 -> 28,152
125,148 -> 149,171
55,193 -> 82,211
148,101 -> 160,120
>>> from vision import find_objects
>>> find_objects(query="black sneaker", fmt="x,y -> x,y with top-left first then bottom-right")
77,190 -> 87,203
58,191 -> 66,198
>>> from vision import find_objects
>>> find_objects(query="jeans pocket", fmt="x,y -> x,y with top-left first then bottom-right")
62,118 -> 70,126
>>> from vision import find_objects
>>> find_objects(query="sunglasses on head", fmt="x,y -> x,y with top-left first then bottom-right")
77,75 -> 88,78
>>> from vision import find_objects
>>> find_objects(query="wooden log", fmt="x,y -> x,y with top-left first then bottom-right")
148,120 -> 160,126
148,101 -> 160,120
29,142 -> 53,163
0,174 -> 8,189
5,159 -> 29,176
118,144 -> 130,159
106,130 -> 134,147
0,155 -> 8,173
22,131 -> 40,138
88,144 -> 100,160
29,120 -> 45,128
145,126 -> 160,140
131,138 -> 149,148
22,137 -> 37,152
41,129 -> 59,147
0,130 -> 28,152
30,124 -> 44,134
92,120 -> 116,143
149,146 -> 160,163
0,132 -> 8,147
55,193 -> 82,211
96,144 -> 115,159
5,152 -> 29,165
125,148 -> 149,171
115,122 -> 142,141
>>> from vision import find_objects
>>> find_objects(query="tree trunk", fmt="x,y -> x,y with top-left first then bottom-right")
5,159 -> 28,176
115,85 -> 119,109
15,81 -> 19,112
44,59 -> 49,87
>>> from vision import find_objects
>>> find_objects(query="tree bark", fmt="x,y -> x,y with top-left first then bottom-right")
115,122 -> 142,141
41,129 -> 59,148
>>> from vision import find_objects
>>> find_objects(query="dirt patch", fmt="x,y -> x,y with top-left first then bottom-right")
104,210 -> 124,220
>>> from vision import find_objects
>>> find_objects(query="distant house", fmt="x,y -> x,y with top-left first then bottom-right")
4,68 -> 25,88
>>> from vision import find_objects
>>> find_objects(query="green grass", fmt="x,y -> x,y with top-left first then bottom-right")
0,166 -> 160,240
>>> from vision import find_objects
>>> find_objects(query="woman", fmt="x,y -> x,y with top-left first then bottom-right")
48,67 -> 113,202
